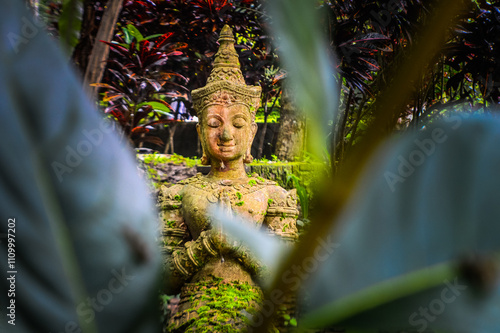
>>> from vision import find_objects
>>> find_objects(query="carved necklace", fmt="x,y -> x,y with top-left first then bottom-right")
179,173 -> 275,205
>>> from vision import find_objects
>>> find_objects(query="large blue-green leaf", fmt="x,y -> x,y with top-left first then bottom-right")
301,114 -> 500,332
0,2 -> 160,332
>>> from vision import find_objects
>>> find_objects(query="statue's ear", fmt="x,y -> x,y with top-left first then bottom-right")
244,123 -> 258,164
251,122 -> 258,139
196,123 -> 211,165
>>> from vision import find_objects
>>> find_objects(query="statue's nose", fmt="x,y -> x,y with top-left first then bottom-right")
221,128 -> 232,142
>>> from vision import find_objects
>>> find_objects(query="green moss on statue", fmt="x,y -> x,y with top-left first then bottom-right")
159,25 -> 299,333
168,277 -> 263,333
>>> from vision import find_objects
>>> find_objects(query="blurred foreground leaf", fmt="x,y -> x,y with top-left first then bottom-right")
258,0 -> 470,331
0,2 -> 160,332
211,206 -> 289,286
302,115 -> 500,332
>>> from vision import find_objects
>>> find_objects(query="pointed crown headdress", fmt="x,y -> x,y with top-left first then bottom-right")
191,25 -> 261,116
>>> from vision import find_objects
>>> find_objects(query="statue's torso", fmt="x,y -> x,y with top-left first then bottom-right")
160,173 -> 299,283
160,173 -> 299,332
179,174 -> 273,239
178,174 -> 279,284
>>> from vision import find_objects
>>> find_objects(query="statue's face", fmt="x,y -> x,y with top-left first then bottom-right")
198,104 -> 257,163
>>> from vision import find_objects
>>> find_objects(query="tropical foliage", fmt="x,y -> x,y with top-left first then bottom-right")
50,0 -> 282,151
117,0 -> 284,152
95,24 -> 188,146
35,0 -> 500,161
17,0 -> 500,332
117,0 -> 271,101
326,0 -> 500,168
219,1 -> 500,332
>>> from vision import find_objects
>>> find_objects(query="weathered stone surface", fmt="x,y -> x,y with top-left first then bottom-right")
158,25 -> 299,332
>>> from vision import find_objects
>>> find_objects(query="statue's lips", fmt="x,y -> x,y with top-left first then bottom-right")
218,145 -> 235,152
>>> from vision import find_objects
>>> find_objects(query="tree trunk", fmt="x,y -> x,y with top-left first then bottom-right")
164,123 -> 177,154
72,0 -> 102,75
256,117 -> 268,159
274,87 -> 306,161
332,87 -> 353,171
164,102 -> 182,154
257,90 -> 280,159
82,0 -> 123,102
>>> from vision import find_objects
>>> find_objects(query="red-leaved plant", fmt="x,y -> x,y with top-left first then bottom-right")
93,24 -> 189,147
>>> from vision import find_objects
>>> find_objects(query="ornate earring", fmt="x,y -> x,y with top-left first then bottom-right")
200,152 -> 210,165
243,148 -> 253,164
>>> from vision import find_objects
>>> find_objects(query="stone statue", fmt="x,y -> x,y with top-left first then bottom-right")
159,25 -> 299,332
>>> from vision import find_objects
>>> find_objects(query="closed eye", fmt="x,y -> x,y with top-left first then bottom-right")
208,119 -> 222,128
233,119 -> 246,128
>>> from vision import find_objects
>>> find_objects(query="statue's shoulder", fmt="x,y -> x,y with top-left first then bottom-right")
245,173 -> 286,196
178,173 -> 214,192
158,183 -> 185,209
246,173 -> 277,187
158,183 -> 183,197
245,173 -> 297,207
238,174 -> 276,194
266,184 -> 296,202
178,172 -> 204,186
265,183 -> 299,216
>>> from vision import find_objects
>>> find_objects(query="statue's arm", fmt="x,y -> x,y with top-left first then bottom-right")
229,186 -> 300,281
263,186 -> 300,324
235,186 -> 300,277
264,187 -> 300,242
158,185 -> 218,294
158,184 -> 189,294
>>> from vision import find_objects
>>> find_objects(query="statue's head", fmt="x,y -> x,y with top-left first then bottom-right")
192,25 -> 261,166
